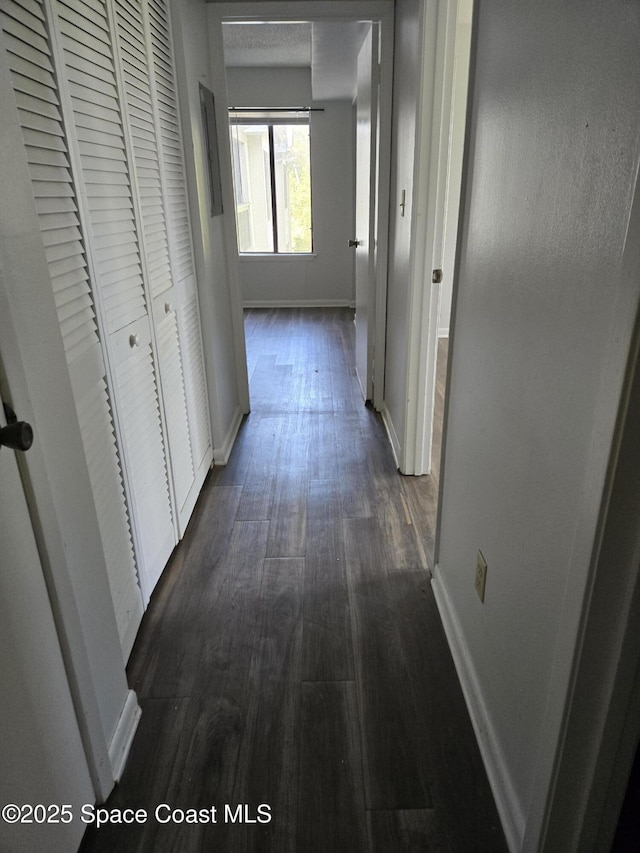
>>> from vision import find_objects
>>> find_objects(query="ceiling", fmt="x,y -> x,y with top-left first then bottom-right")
221,21 -> 365,101
222,22 -> 312,67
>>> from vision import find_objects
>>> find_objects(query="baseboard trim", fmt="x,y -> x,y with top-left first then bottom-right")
380,402 -> 402,470
108,689 -> 141,787
243,299 -> 355,309
431,566 -> 524,853
213,405 -> 244,465
121,595 -> 144,665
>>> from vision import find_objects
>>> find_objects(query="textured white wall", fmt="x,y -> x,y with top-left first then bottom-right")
226,67 -> 355,305
435,0 -> 640,847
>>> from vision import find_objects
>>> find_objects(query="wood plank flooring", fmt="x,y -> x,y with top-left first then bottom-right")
80,307 -> 506,853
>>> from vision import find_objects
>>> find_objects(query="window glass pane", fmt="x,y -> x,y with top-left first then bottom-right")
229,123 -> 274,252
273,124 -> 312,253
229,115 -> 313,254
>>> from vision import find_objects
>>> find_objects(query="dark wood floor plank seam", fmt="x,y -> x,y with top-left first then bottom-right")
344,515 -> 433,811
298,681 -> 368,853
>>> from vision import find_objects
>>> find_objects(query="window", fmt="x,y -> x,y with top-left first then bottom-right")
229,110 -> 313,254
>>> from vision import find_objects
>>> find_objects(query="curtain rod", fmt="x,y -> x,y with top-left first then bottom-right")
228,106 -> 324,112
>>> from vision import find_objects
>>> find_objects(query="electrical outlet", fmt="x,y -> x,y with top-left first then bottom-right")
475,550 -> 487,603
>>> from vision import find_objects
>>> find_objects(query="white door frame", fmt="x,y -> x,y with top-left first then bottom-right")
402,0 -> 472,475
208,1 -> 394,412
0,395 -> 94,852
354,23 -> 378,402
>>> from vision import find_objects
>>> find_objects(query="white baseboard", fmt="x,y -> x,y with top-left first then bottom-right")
243,299 -> 355,309
213,405 -> 244,465
380,402 -> 402,469
431,566 -> 524,853
121,594 -> 144,664
108,689 -> 141,786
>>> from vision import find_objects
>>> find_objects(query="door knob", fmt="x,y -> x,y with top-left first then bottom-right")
348,239 -> 360,248
1,404 -> 33,452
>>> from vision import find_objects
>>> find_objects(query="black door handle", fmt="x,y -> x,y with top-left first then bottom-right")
1,403 -> 33,452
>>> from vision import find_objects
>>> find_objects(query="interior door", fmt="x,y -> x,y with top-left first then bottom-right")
354,24 -> 378,401
0,397 -> 93,853
49,0 -> 177,601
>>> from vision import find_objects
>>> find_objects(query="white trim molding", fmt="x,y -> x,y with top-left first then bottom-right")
432,566 -> 524,853
243,299 -> 355,309
108,690 -> 142,787
211,1 -> 393,21
238,253 -> 318,262
380,402 -> 401,469
213,404 -> 245,466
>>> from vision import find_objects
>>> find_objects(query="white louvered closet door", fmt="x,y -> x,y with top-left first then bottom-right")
49,0 -> 175,599
147,0 -> 212,517
112,0 -> 196,534
0,0 -> 143,660
1,0 -> 213,612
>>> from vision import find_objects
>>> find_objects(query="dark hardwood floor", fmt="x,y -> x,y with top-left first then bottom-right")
80,307 -> 507,853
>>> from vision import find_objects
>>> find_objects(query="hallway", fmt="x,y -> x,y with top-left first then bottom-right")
80,308 -> 507,852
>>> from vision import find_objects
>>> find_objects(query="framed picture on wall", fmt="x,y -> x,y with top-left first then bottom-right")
199,83 -> 223,217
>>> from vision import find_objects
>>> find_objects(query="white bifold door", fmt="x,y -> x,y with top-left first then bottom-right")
0,0 -> 213,659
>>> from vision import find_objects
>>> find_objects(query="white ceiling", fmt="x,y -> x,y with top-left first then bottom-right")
221,21 -> 364,101
222,22 -> 312,67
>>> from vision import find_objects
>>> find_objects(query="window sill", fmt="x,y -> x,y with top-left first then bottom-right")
238,253 -> 317,262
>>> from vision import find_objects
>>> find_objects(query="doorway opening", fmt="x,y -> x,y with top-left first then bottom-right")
211,2 -> 394,413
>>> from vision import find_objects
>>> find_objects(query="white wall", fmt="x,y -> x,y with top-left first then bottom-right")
225,67 -> 355,306
172,0 -> 249,461
433,1 -> 640,849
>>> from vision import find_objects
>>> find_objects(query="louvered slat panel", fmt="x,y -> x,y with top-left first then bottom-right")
179,289 -> 211,469
115,343 -> 174,577
76,379 -> 141,657
73,126 -> 122,153
147,0 -> 194,286
1,14 -> 49,56
1,0 -> 45,28
10,68 -> 57,104
54,0 -> 147,334
1,0 -> 98,365
155,309 -> 193,508
114,0 -> 172,299
56,3 -> 109,45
